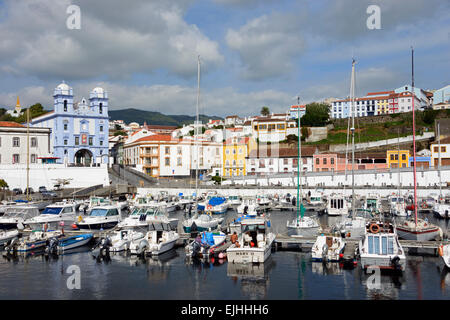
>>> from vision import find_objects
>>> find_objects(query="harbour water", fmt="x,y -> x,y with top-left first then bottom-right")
1,208 -> 450,300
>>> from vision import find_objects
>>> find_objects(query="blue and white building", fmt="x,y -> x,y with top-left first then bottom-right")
30,82 -> 109,165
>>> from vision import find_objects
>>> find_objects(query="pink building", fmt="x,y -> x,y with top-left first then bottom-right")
313,153 -> 387,172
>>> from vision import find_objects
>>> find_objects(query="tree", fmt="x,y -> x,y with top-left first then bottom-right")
301,103 -> 330,127
261,106 -> 270,116
0,179 -> 8,190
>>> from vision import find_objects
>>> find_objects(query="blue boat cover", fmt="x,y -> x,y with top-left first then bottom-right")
208,197 -> 226,206
201,232 -> 215,246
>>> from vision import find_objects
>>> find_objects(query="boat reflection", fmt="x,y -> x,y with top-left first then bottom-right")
361,270 -> 403,300
311,261 -> 343,275
145,250 -> 179,283
226,257 -> 275,300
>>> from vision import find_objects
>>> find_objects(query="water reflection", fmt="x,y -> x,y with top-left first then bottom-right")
145,250 -> 178,283
227,258 -> 275,300
311,262 -> 343,275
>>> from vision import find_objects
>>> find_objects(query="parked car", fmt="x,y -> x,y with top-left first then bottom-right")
12,188 -> 22,195
24,187 -> 34,194
38,186 -> 47,193
42,191 -> 58,198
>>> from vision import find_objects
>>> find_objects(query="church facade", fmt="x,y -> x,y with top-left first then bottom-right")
30,82 -> 109,165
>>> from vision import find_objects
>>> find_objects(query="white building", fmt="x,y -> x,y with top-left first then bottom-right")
251,117 -> 298,143
5,97 -> 23,118
0,121 -> 52,165
431,137 -> 450,167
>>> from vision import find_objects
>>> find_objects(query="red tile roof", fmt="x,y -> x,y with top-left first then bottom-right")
134,134 -> 174,143
224,137 -> 250,145
249,146 -> 317,158
0,121 -> 25,128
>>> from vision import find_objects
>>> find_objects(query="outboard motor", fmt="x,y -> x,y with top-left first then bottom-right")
137,239 -> 148,256
99,237 -> 112,256
243,206 -> 248,215
192,241 -> 202,258
322,244 -> 329,263
4,238 -> 18,255
45,237 -> 59,256
391,256 -> 401,271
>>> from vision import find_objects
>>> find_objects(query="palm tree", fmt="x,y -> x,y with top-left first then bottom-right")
261,106 -> 270,116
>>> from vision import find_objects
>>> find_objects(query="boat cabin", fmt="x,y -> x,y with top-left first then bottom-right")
89,206 -> 119,217
239,219 -> 268,249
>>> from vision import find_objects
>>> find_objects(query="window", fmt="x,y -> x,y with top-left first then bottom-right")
434,146 -> 439,153
100,125 -> 103,132
331,158 -> 334,165
88,137 -> 93,145
75,137 -> 79,145
165,147 -> 170,155
442,146 -> 447,153
381,236 -> 387,255
31,137 -> 37,147
323,158 -> 327,165
283,159 -> 289,165
64,123 -> 68,131
99,103 -> 103,114
239,147 -> 243,154
259,125 -> 267,130
100,140 -> 103,146
31,154 -> 36,164
232,149 -> 236,154
277,124 -> 285,130
13,137 -> 20,147
64,149 -> 67,155
402,154 -> 406,161
64,100 -> 67,112
226,160 -> 230,166
64,139 -> 68,145
226,149 -> 230,155
388,237 -> 394,254
394,154 -> 398,160
390,154 -> 394,161
177,158 -> 182,166
12,154 -> 19,164
177,147 -> 182,155
165,158 -> 170,166
232,160 -> 236,166
316,158 -> 320,165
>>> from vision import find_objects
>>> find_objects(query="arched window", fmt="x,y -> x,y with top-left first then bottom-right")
64,100 -> 68,112
99,103 -> 103,114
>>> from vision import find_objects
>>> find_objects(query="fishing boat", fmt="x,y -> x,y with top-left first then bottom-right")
311,235 -> 345,262
236,197 -> 261,215
24,201 -> 78,230
389,194 -> 408,217
228,195 -> 242,206
359,220 -> 406,272
226,217 -> 275,264
0,229 -> 19,246
5,230 -> 62,253
76,205 -> 122,230
45,233 -> 93,255
439,244 -> 450,268
363,194 -> 382,215
326,193 -> 348,216
129,225 -> 179,256
0,205 -> 40,230
183,213 -> 224,233
395,48 -> 441,241
185,231 -> 227,258
308,192 -> 325,207
202,196 -> 230,215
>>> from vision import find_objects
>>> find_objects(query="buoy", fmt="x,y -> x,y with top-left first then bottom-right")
218,252 -> 224,259
339,253 -> 344,259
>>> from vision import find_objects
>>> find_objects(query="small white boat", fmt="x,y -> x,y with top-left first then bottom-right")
109,229 -> 145,253
185,231 -> 227,258
311,235 -> 345,262
439,244 -> 450,268
0,206 -> 40,230
129,227 -> 179,256
76,205 -> 122,230
226,217 -> 275,264
183,213 -> 224,233
388,194 -> 408,217
359,221 -> 406,272
308,192 -> 325,207
24,201 -> 78,230
256,195 -> 271,208
236,197 -> 261,215
396,218 -> 441,241
326,193 -> 348,216
287,215 -> 320,238
433,203 -> 450,219
118,206 -> 178,230
336,215 -> 366,240
228,196 -> 242,206
0,229 -> 19,246
6,230 -> 62,253
363,194 -> 382,214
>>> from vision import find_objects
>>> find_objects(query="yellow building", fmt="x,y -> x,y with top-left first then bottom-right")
223,137 -> 256,177
376,98 -> 390,115
387,150 -> 410,168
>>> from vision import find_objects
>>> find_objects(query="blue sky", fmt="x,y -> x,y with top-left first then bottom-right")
0,0 -> 448,118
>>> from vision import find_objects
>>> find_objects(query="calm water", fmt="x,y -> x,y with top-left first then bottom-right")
1,207 -> 450,300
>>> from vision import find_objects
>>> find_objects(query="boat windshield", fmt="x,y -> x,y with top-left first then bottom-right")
42,207 -> 63,215
310,197 -> 321,201
391,197 -> 404,203
3,207 -> 39,219
89,208 -> 109,217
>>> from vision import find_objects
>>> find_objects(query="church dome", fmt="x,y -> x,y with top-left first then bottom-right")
54,81 -> 72,96
90,87 -> 107,98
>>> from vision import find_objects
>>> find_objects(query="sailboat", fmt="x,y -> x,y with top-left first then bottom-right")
395,48 -> 440,241
336,59 -> 366,240
286,96 -> 320,237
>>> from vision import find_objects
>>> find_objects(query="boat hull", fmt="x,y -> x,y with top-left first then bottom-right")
58,235 -> 93,251
77,221 -> 118,230
360,255 -> 406,272
227,235 -> 274,264
396,227 -> 440,241
287,225 -> 319,238
148,238 -> 178,256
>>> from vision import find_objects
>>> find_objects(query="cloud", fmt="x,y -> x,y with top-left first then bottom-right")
0,0 -> 223,81
226,12 -> 306,80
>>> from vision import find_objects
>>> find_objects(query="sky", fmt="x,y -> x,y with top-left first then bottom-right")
0,0 -> 449,118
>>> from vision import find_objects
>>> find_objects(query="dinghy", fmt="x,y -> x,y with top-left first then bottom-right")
46,233 -> 93,255
185,231 -> 227,258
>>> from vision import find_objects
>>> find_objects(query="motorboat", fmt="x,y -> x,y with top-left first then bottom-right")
396,218 -> 441,241
118,205 -> 178,230
79,196 -> 112,214
5,230 -> 62,253
157,200 -> 178,213
229,213 -> 261,236
236,197 -> 261,215
177,195 -> 195,209
183,213 -> 224,233
363,194 -> 382,215
228,195 -> 242,206
311,235 -> 345,262
0,201 -> 18,216
439,244 -> 450,268
185,231 -> 227,258
107,229 -> 145,253
24,201 -> 78,230
389,194 -> 408,217
256,195 -> 271,208
200,196 -> 230,215
226,217 -> 275,264
358,220 -> 406,272
325,193 -> 348,216
45,233 -> 93,255
0,229 -> 19,246
287,215 -> 320,238
308,192 -> 325,207
76,205 -> 122,230
336,214 -> 366,240
433,203 -> 450,219
129,225 -> 179,256
0,206 -> 40,230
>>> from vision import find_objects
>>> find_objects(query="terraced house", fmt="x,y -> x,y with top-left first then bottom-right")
223,136 -> 256,177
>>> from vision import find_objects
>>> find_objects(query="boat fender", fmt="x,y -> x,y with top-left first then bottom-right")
439,245 -> 444,257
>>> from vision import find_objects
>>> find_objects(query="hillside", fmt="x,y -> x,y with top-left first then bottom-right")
109,108 -> 222,127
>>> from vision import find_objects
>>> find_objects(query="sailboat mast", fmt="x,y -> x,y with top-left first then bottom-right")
411,47 -> 418,225
351,59 -> 356,214
297,96 -> 302,219
397,129 -> 401,200
438,122 -> 442,200
26,108 -> 30,201
195,55 -> 200,203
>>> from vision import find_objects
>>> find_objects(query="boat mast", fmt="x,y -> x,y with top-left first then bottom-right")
26,108 -> 30,201
438,122 -> 442,201
195,55 -> 200,205
350,59 -> 356,215
397,129 -> 401,201
297,96 -> 302,220
411,47 -> 418,225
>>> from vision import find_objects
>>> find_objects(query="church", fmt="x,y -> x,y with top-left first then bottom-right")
30,82 -> 110,165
